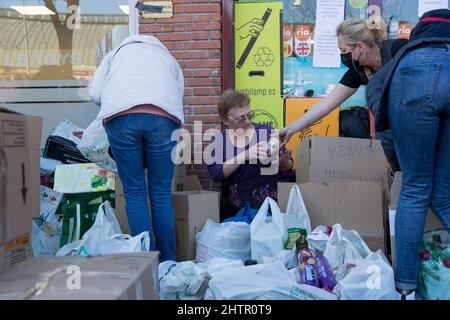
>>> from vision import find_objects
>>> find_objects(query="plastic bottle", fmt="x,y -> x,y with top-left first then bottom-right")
294,71 -> 305,97
295,229 -> 308,255
389,15 -> 399,40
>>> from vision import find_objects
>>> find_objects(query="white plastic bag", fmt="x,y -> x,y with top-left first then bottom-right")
50,119 -> 84,144
333,250 -> 396,300
31,218 -> 62,256
251,197 -> 287,263
196,220 -> 251,263
261,249 -> 298,270
77,118 -> 117,172
307,225 -> 333,253
283,185 -> 312,249
323,224 -> 372,280
208,262 -> 337,300
56,201 -> 149,256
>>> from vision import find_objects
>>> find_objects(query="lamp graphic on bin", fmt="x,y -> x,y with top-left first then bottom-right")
236,8 -> 272,69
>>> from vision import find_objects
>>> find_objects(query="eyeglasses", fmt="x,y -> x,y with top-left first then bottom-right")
226,111 -> 255,123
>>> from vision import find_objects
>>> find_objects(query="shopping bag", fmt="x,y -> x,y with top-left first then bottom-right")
77,118 -> 117,172
417,230 -> 450,300
307,225 -> 333,254
333,250 -> 396,300
323,224 -> 372,280
208,261 -> 337,300
56,201 -> 149,256
283,185 -> 312,249
223,202 -> 258,224
196,220 -> 251,263
250,197 -> 287,264
31,218 -> 62,256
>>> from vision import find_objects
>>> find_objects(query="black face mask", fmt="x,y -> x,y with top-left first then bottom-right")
340,53 -> 353,68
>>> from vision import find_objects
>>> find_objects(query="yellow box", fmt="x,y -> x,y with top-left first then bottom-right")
285,98 -> 339,165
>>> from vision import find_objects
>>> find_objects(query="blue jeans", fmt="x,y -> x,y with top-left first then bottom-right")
105,113 -> 180,261
388,45 -> 450,291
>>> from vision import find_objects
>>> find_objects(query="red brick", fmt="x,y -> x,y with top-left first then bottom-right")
164,42 -> 186,50
191,32 -> 209,40
157,33 -> 191,42
139,25 -> 173,33
193,88 -> 210,96
185,23 -> 221,31
185,97 -> 220,105
185,41 -> 221,50
172,51 -> 191,59
184,88 -> 193,97
210,31 -> 221,40
210,87 -> 223,96
210,13 -> 222,22
186,78 -> 221,87
193,15 -> 210,22
194,106 -> 218,114
155,15 -> 194,24
186,115 -> 221,123
174,4 -> 221,14
191,51 -> 210,59
190,70 -> 210,77
184,59 -> 221,68
209,50 -> 222,59
173,25 -> 186,32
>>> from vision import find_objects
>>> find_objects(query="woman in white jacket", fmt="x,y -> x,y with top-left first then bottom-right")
89,35 -> 184,261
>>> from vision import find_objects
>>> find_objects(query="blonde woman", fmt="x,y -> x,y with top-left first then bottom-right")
280,19 -> 407,172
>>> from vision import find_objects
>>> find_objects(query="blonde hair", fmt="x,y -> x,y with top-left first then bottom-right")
218,89 -> 250,119
337,19 -> 387,48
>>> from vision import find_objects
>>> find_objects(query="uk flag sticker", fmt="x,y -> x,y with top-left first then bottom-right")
294,39 -> 311,58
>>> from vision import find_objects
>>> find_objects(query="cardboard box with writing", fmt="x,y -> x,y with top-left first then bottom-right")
0,108 -> 32,244
0,252 -> 159,299
278,182 -> 386,253
0,233 -> 32,273
296,136 -> 387,184
389,172 -> 444,270
173,177 -> 220,261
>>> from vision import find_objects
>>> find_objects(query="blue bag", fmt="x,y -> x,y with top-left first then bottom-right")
223,202 -> 258,224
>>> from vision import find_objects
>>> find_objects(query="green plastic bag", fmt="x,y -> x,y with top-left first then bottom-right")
417,230 -> 450,300
58,191 -> 115,247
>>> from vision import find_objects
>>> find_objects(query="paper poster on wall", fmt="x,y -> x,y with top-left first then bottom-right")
235,2 -> 284,129
418,0 -> 448,17
313,0 -> 345,68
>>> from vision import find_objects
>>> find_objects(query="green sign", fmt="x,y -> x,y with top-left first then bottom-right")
235,2 -> 284,130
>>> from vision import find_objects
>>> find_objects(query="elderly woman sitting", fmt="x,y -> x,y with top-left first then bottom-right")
207,90 -> 293,221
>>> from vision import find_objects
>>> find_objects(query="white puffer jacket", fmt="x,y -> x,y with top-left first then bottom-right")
89,35 -> 185,124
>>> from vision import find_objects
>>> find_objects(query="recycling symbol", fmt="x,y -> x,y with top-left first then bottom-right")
254,47 -> 275,67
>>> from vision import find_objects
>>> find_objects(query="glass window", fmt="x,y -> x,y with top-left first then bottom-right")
283,0 -> 368,108
0,0 -> 130,143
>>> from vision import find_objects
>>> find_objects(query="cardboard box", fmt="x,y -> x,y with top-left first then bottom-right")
285,98 -> 339,166
0,252 -> 159,300
115,195 -> 131,235
296,136 -> 387,184
0,233 -> 32,273
173,188 -> 220,261
389,172 -> 444,269
278,182 -> 386,252
0,108 -> 32,244
27,116 -> 43,218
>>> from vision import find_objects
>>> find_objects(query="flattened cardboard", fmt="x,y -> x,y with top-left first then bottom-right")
296,136 -> 387,184
0,252 -> 159,300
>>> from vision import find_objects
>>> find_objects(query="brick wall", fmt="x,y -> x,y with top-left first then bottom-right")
139,0 -> 224,190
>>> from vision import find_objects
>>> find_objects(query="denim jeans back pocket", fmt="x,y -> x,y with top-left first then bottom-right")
156,116 -> 180,139
397,64 -> 441,111
104,114 -> 130,137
